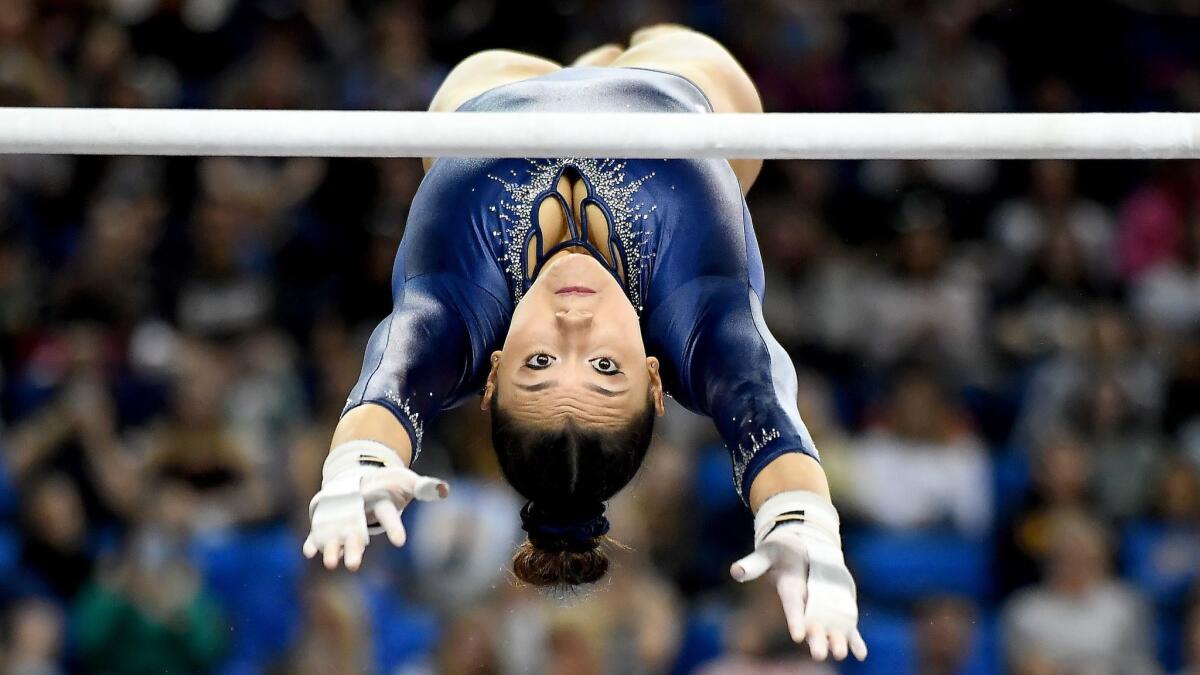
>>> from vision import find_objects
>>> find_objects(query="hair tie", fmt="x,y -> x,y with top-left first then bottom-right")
520,501 -> 610,552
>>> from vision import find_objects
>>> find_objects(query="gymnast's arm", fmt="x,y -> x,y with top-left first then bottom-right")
306,240 -> 508,568
651,279 -> 866,659
654,279 -> 828,507
333,275 -> 478,466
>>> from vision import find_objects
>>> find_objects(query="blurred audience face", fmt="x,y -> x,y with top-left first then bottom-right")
545,625 -> 600,675
888,368 -> 950,441
25,474 -> 85,551
171,341 -> 231,427
5,598 -> 64,671
1080,377 -> 1132,436
1039,228 -> 1087,287
897,225 -> 948,279
193,197 -> 248,275
373,2 -> 429,72
915,596 -> 976,675
1031,160 -> 1076,205
280,577 -> 371,675
757,201 -> 829,271
1155,458 -> 1200,522
1084,308 -> 1132,360
1045,513 -> 1109,595
85,194 -> 160,272
0,0 -> 31,42
1035,436 -> 1091,505
436,614 -> 499,675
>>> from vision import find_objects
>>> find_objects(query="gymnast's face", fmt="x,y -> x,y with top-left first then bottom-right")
483,252 -> 665,427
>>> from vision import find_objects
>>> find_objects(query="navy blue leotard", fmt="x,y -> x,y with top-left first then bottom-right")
344,67 -> 818,502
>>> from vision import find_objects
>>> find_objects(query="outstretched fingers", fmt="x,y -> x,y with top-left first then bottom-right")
730,551 -> 772,582
342,535 -> 366,571
775,574 -> 809,643
850,629 -> 869,661
828,630 -> 849,661
373,499 -> 407,547
322,540 -> 341,570
806,625 -> 830,661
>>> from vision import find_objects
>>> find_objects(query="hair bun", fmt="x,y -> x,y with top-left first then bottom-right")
512,540 -> 609,587
513,501 -> 610,586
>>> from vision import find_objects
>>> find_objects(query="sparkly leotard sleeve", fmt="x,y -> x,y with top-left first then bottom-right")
344,67 -> 817,501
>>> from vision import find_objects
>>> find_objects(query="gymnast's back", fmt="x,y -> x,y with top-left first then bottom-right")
347,67 -> 813,499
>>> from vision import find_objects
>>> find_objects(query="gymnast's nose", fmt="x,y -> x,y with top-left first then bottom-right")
555,308 -> 594,329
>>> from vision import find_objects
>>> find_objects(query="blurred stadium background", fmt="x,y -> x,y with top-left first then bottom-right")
1,0 -> 1200,673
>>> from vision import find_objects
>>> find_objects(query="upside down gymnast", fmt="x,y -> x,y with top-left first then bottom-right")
303,24 -> 867,662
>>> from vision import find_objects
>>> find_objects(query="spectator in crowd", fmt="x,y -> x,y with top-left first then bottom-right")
914,595 -> 982,675
141,339 -> 276,531
857,195 -> 987,378
2,597 -> 65,675
0,223 -> 39,343
1117,161 -> 1200,281
1164,334 -> 1200,461
341,2 -> 443,111
52,184 -> 164,330
1002,511 -> 1159,675
991,160 -> 1115,287
1018,306 -> 1163,457
271,576 -> 373,675
993,226 -> 1116,362
1065,373 -> 1165,519
72,485 -> 226,674
1129,457 -> 1200,614
1134,210 -> 1200,337
17,473 -> 93,600
997,433 -> 1095,593
435,611 -> 499,675
756,199 -> 865,360
849,364 -> 993,535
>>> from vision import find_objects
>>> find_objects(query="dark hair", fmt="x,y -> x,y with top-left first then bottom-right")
490,395 -> 655,587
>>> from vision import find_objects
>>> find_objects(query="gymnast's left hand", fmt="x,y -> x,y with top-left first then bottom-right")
303,440 -> 448,571
730,491 -> 867,662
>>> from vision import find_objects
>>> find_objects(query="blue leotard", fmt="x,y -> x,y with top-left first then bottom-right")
344,67 -> 818,502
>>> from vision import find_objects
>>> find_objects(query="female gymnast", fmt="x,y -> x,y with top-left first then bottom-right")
303,25 -> 866,662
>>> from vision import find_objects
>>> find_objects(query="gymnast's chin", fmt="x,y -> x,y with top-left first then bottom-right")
480,251 -> 665,589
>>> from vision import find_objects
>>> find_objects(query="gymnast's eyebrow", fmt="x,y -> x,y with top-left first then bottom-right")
517,381 -> 556,392
585,383 -> 622,397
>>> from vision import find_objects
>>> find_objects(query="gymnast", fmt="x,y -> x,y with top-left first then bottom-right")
303,24 -> 866,661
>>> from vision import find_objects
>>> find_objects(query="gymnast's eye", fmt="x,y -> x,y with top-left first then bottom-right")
590,357 -> 621,375
525,353 -> 556,369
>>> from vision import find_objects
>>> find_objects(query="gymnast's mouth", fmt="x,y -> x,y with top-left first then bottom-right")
555,286 -> 596,296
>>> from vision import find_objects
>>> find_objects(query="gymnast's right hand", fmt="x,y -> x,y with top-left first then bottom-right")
304,439 -> 449,570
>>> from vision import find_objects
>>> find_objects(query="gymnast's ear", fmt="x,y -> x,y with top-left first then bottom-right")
647,357 -> 665,417
481,350 -> 502,410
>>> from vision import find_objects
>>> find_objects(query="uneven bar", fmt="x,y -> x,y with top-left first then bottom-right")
0,108 -> 1196,159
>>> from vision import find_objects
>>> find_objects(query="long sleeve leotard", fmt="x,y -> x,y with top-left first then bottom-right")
344,67 -> 818,502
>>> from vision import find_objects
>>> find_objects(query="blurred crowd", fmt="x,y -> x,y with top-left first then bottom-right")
1,0 -> 1200,674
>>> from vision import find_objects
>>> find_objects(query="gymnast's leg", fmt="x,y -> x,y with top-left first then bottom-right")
424,50 -> 562,171
609,24 -> 764,193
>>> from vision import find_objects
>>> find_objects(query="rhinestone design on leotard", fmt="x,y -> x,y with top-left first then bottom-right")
732,427 -> 782,500
487,158 -> 656,313
381,389 -> 426,461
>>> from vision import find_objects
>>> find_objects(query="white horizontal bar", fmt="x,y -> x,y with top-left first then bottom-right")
0,108 -> 1197,159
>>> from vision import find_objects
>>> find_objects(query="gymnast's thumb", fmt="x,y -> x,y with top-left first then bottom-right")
413,476 -> 450,502
731,551 -> 771,582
